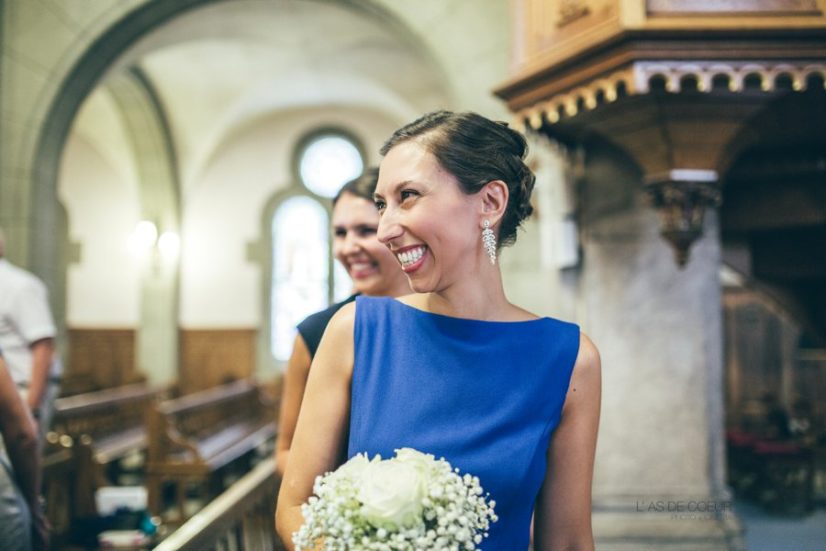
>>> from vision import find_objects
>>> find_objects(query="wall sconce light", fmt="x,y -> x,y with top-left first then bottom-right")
128,220 -> 158,254
644,170 -> 721,267
128,220 -> 180,263
157,231 -> 180,260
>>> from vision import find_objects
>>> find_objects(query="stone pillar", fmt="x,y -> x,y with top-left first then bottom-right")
108,69 -> 181,386
580,142 -> 742,550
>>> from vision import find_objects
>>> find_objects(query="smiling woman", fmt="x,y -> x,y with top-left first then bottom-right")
277,111 -> 601,551
274,169 -> 409,477
331,172 -> 409,298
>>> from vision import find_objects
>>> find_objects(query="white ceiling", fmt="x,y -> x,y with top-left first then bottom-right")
94,0 -> 451,186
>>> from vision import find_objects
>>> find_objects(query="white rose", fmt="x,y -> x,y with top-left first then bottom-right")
331,453 -> 372,484
394,448 -> 434,475
358,459 -> 425,528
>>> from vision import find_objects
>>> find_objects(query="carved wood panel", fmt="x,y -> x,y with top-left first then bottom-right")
66,328 -> 139,394
179,329 -> 256,394
517,0 -> 620,73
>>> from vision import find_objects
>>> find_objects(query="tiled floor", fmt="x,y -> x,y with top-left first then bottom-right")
735,498 -> 826,551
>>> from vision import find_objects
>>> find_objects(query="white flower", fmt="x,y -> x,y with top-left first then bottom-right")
293,449 -> 496,551
330,452 -> 372,483
394,447 -> 435,474
359,460 -> 425,528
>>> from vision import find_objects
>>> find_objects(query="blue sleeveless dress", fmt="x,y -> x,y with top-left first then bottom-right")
347,296 -> 580,550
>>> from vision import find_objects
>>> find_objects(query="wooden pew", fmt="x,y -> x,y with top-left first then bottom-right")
146,379 -> 276,523
154,457 -> 285,551
42,433 -> 77,547
49,382 -> 166,516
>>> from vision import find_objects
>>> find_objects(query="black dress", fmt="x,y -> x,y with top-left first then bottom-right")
296,294 -> 358,359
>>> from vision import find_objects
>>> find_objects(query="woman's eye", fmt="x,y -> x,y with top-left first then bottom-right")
374,200 -> 386,212
400,189 -> 418,201
333,228 -> 346,237
359,227 -> 377,237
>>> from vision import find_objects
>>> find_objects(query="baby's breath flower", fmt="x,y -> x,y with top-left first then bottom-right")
293,449 -> 497,550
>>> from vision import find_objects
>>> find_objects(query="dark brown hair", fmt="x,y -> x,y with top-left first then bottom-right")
380,110 -> 535,247
333,167 -> 379,206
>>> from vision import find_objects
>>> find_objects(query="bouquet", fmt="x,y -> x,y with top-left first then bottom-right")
293,448 -> 498,550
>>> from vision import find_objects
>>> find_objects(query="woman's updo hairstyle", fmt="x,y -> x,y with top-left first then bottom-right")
380,110 -> 535,247
333,167 -> 379,206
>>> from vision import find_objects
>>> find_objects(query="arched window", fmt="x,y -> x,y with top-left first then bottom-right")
270,130 -> 364,361
300,134 -> 364,198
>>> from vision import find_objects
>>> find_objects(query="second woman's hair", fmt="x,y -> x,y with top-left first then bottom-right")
333,167 -> 379,206
380,111 -> 535,247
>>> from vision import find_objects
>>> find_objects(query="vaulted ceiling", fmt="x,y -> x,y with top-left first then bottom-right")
80,0 -> 452,193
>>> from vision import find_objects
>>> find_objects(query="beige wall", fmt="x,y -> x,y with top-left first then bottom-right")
59,87 -> 142,327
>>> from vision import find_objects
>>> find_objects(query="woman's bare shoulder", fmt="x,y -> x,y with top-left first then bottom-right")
310,306 -> 357,383
332,300 -> 356,321
575,332 -> 601,370
567,331 -> 601,408
323,301 -> 357,345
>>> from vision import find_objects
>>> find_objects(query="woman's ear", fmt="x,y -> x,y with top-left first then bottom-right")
479,180 -> 509,227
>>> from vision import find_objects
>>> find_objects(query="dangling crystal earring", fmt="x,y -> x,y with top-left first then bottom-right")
482,220 -> 497,265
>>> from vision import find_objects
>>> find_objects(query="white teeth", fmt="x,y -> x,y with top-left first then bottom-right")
396,246 -> 425,267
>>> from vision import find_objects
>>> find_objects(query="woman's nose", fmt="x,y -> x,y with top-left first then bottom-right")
377,210 -> 402,246
342,232 -> 361,255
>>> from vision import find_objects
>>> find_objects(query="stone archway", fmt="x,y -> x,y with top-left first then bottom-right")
28,0 -> 221,324
23,0 -> 449,335
17,0 -> 458,388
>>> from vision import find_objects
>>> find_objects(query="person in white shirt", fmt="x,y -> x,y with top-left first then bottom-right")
0,227 -> 61,439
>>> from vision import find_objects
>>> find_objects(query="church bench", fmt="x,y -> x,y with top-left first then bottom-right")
145,379 -> 276,523
42,432 -> 77,547
154,458 -> 286,551
48,382 -> 167,516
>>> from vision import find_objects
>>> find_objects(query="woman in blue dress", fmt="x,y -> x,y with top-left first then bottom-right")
277,111 -> 601,550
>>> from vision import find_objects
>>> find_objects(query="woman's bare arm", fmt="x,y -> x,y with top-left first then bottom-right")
275,303 -> 356,549
275,334 -> 312,477
534,333 -> 601,551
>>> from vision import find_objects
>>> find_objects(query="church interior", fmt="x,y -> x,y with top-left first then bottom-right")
1,0 -> 825,549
